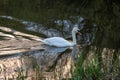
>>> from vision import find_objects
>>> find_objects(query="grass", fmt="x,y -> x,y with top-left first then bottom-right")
72,51 -> 120,80
16,68 -> 28,80
73,54 -> 101,80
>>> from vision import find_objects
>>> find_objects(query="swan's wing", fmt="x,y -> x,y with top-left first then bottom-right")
43,37 -> 72,47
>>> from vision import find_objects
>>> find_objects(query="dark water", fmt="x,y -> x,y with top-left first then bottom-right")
0,0 -> 120,79
0,0 -> 120,49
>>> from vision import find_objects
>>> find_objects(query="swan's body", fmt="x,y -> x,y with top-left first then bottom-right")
42,37 -> 73,47
41,27 -> 80,47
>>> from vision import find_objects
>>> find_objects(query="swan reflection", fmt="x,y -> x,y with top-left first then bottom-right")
45,46 -> 69,53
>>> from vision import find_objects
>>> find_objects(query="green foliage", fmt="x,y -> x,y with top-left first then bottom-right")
73,55 -> 83,80
73,54 -> 101,80
73,50 -> 120,80
16,68 -> 28,80
84,55 -> 100,79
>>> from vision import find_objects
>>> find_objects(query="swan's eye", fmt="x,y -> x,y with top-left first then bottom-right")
77,30 -> 80,32
77,30 -> 82,35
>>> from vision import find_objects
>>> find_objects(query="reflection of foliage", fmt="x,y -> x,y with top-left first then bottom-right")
92,0 -> 120,48
0,0 -> 120,48
0,0 -> 120,24
0,18 -> 44,37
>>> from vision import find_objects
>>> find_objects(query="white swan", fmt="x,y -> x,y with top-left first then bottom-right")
40,27 -> 81,47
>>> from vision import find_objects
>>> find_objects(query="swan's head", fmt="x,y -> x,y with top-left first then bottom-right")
72,27 -> 81,35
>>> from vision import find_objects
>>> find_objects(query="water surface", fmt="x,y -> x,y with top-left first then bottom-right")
0,0 -> 120,79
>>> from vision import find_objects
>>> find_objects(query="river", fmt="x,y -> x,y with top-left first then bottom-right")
0,0 -> 120,80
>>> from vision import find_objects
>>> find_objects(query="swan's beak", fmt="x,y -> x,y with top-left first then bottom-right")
78,32 -> 82,35
77,30 -> 82,35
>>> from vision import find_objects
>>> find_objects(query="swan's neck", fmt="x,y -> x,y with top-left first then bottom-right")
72,31 -> 77,45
